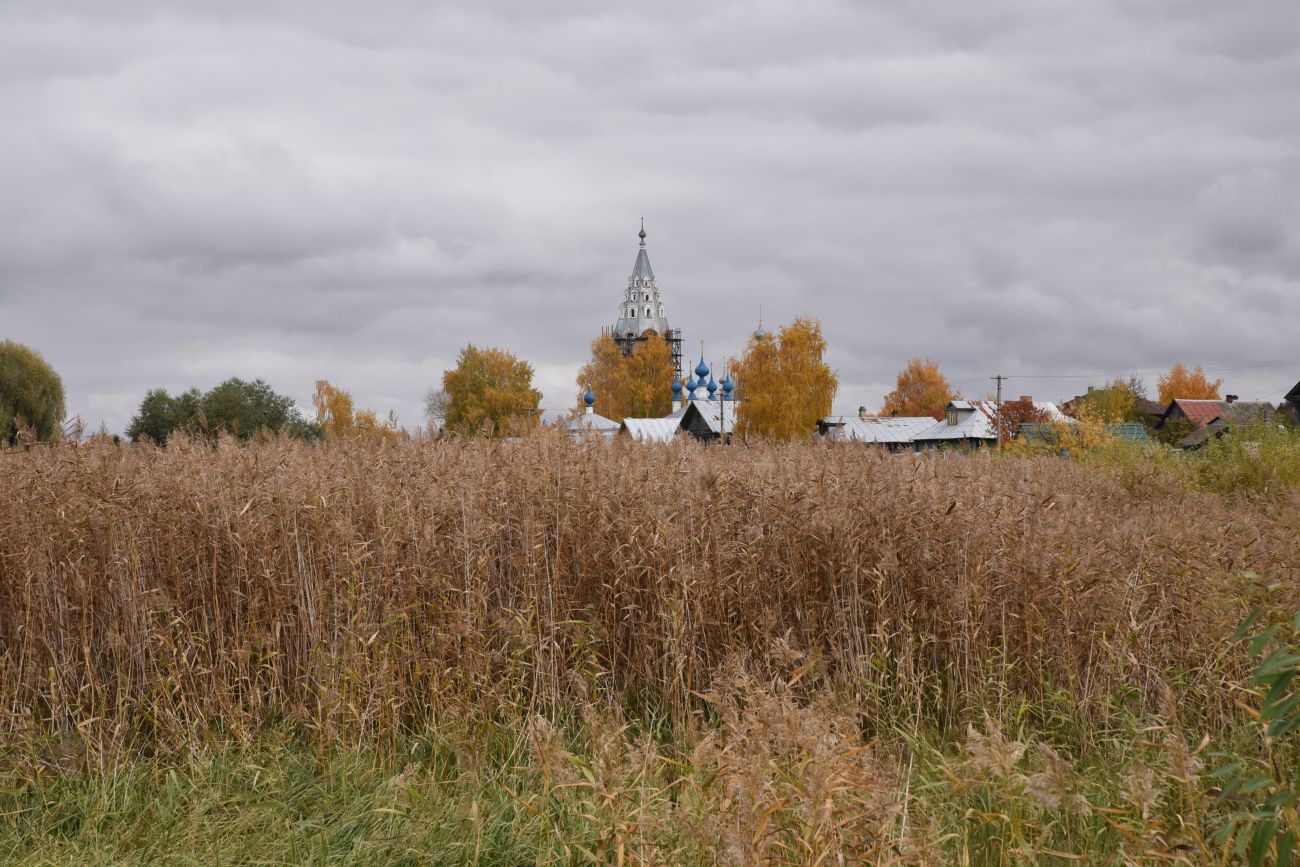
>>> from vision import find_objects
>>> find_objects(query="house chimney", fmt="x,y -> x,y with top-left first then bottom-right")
1087,386 -> 1094,394
858,405 -> 868,420
1019,395 -> 1032,404
1226,394 -> 1238,404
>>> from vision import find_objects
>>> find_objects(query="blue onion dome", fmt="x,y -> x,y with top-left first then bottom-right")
583,388 -> 595,407
722,376 -> 734,396
753,326 -> 768,340
686,375 -> 698,392
706,375 -> 718,396
694,357 -> 710,379
671,378 -> 682,394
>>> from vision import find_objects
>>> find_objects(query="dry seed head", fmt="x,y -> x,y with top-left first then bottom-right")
1123,760 -> 1163,820
1018,744 -> 1090,815
965,714 -> 1025,781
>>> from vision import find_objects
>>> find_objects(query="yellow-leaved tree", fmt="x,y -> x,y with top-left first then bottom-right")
881,358 -> 953,420
1157,363 -> 1222,404
1073,377 -> 1145,423
733,317 -> 837,441
575,333 -> 675,422
313,380 -> 400,441
442,345 -> 543,438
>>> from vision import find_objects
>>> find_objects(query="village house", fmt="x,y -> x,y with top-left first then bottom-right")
911,398 -> 1074,451
1158,396 -> 1277,448
1282,380 -> 1300,426
817,408 -> 937,451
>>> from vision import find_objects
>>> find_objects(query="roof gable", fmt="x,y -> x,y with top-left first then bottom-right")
679,399 -> 740,436
1164,399 -> 1228,427
822,415 -> 937,444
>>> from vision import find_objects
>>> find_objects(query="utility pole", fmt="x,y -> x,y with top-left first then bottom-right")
992,374 -> 1006,449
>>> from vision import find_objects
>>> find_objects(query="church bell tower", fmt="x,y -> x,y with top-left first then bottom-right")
605,220 -> 683,374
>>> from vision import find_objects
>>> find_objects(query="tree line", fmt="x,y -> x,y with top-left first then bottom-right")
0,332 -> 1241,447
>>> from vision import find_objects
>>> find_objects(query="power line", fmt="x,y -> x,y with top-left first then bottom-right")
996,358 -> 1300,381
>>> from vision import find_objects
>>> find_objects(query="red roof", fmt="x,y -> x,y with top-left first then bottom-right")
1169,399 -> 1227,427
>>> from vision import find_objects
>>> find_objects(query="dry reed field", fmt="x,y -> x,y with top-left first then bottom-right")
1,433 -> 1298,863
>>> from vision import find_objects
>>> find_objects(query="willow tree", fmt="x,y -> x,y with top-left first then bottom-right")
313,380 -> 399,441
732,317 -> 837,441
0,340 -> 65,444
576,332 -> 675,423
442,345 -> 542,437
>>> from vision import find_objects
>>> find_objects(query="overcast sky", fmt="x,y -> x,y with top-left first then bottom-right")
3,0 -> 1299,432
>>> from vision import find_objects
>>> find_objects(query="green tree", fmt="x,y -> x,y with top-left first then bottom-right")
199,378 -> 316,440
0,340 -> 66,444
732,317 -> 838,441
442,345 -> 542,437
126,379 -> 315,443
125,387 -> 201,444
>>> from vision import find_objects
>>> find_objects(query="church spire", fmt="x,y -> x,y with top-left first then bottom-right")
608,220 -> 683,374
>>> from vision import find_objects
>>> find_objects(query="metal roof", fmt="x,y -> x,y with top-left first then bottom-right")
630,246 -> 655,282
622,417 -> 680,443
913,401 -> 998,442
568,411 -> 619,430
1224,401 -> 1277,422
1166,399 -> 1228,427
1020,421 -> 1149,444
821,415 -> 937,444
681,399 -> 740,436
1107,423 -> 1151,443
568,411 -> 620,442
1032,401 -> 1076,423
613,228 -> 671,337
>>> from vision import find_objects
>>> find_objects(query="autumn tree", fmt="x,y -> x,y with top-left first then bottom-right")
313,380 -> 398,441
996,397 -> 1050,440
881,358 -> 953,420
575,332 -> 675,423
1157,362 -> 1222,404
442,345 -> 542,438
1072,377 -> 1146,423
732,317 -> 837,441
0,340 -> 65,444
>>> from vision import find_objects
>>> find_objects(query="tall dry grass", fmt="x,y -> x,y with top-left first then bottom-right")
1,432 -> 1295,759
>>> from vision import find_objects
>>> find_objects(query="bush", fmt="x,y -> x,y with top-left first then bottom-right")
0,340 -> 65,444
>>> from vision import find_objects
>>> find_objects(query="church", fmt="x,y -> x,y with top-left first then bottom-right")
569,222 -> 745,444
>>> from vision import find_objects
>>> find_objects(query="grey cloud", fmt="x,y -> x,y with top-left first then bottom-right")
2,0 -> 1299,432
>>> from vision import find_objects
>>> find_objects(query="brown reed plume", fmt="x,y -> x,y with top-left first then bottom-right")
0,432 -> 1295,759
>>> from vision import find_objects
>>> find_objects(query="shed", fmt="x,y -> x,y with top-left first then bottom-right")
678,400 -> 740,444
